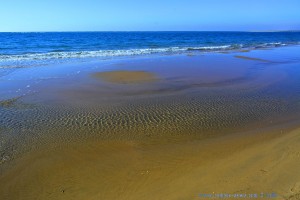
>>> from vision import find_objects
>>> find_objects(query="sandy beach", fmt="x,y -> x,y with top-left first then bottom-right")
1,46 -> 300,199
92,70 -> 157,84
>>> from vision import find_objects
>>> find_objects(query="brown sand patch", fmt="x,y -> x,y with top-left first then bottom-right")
234,55 -> 270,62
0,96 -> 34,110
92,70 -> 157,84
0,97 -> 21,108
219,51 -> 230,54
239,49 -> 251,53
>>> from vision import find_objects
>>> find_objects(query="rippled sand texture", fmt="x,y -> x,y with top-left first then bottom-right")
1,48 -> 300,199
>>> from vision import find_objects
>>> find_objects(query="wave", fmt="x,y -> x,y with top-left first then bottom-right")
0,45 -> 237,62
0,42 -> 298,68
0,47 -> 185,62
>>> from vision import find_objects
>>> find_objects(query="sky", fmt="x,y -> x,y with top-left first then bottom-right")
0,0 -> 299,32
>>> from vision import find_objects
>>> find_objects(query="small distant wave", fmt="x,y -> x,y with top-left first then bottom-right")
0,42 -> 298,68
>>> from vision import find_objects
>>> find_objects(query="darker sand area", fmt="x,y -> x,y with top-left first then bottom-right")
234,55 -> 270,62
92,70 -> 157,84
0,97 -> 20,108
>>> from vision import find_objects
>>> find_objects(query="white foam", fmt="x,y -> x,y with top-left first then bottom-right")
0,42 -> 298,68
0,46 -> 239,63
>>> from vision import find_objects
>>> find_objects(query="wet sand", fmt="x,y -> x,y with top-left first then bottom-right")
0,97 -> 20,108
92,70 -> 157,84
234,55 -> 270,62
1,46 -> 300,199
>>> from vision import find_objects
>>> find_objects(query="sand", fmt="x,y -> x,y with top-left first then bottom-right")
234,55 -> 270,62
239,49 -> 251,52
0,126 -> 299,200
0,97 -> 20,108
1,47 -> 300,199
92,70 -> 157,84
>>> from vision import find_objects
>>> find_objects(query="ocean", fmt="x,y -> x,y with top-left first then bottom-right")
0,31 -> 300,68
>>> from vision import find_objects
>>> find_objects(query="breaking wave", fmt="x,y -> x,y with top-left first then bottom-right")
0,42 -> 298,68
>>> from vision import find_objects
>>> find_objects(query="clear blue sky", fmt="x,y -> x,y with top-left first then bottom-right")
1,0 -> 299,32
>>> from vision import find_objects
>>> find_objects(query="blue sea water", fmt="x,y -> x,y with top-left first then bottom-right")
0,31 -> 300,68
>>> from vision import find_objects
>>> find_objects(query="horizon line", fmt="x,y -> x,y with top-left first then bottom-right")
1,30 -> 300,33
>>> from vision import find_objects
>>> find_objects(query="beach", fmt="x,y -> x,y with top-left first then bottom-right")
1,123 -> 300,200
1,43 -> 300,199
